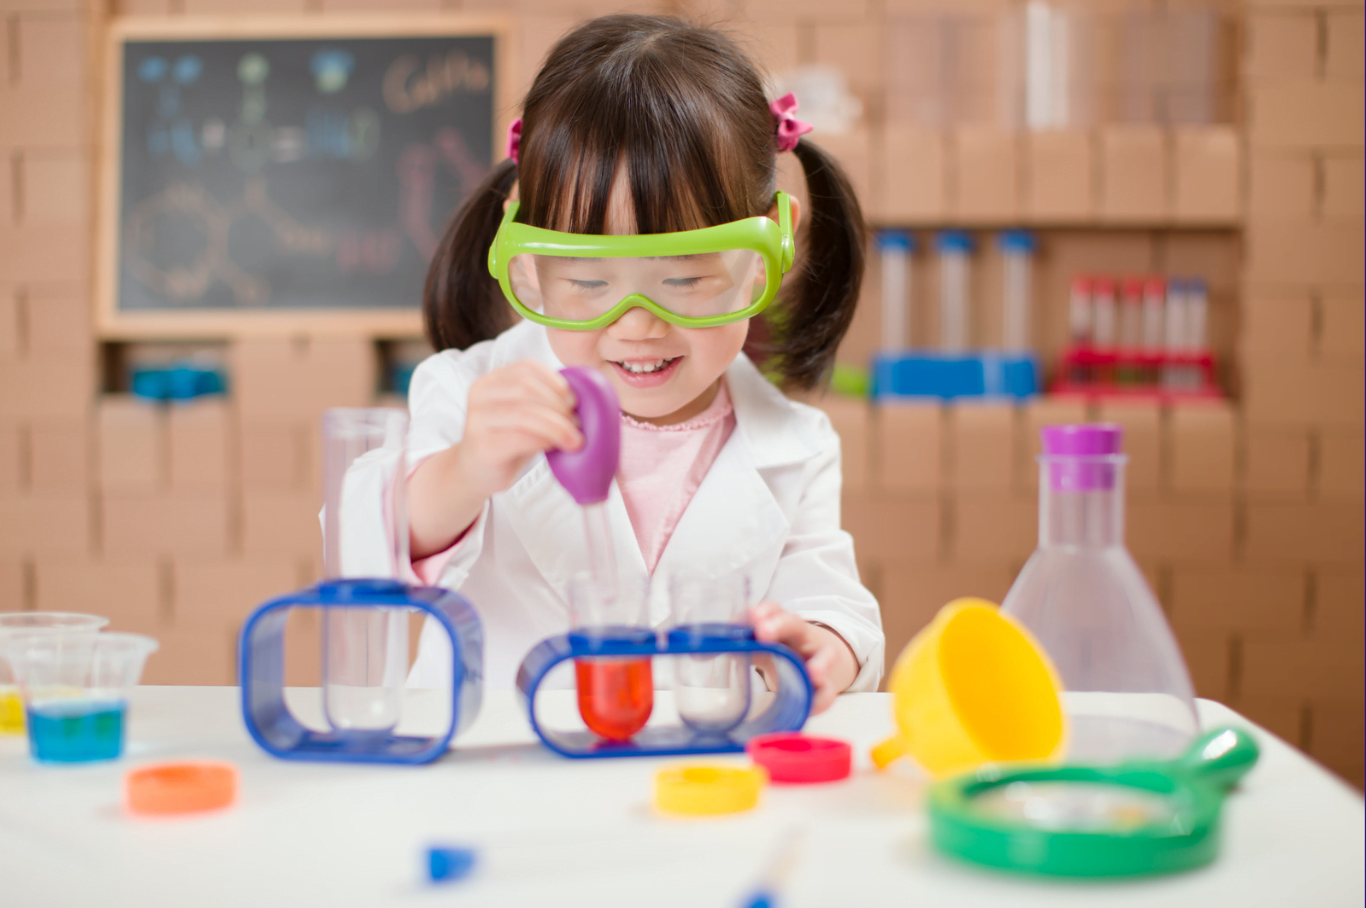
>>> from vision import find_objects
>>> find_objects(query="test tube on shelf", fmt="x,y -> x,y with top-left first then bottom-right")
1119,277 -> 1144,350
1068,275 -> 1093,346
999,230 -> 1036,352
936,231 -> 973,352
877,231 -> 914,352
1163,278 -> 1189,389
1185,278 -> 1210,391
1091,276 -> 1117,350
1141,276 -> 1166,353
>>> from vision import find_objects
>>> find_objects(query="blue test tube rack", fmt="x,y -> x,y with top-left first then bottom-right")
516,625 -> 812,759
239,578 -> 483,764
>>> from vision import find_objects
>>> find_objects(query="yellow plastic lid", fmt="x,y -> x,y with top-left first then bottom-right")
655,764 -> 767,816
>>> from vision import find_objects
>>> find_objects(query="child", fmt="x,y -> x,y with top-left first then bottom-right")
398,14 -> 882,712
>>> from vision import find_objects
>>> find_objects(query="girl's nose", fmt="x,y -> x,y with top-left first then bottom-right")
606,305 -> 670,340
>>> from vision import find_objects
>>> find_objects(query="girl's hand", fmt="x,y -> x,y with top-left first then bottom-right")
750,600 -> 859,715
409,361 -> 582,558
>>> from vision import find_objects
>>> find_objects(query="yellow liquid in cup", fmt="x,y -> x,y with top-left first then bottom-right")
0,687 -> 25,734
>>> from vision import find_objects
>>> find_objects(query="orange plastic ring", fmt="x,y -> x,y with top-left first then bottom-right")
126,761 -> 238,816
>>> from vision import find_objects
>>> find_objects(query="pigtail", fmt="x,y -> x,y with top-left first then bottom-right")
423,159 -> 520,351
766,139 -> 867,391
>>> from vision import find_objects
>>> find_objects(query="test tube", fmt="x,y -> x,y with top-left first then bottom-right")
1119,278 -> 1143,351
1185,278 -> 1210,390
1163,278 -> 1188,389
1141,276 -> 1166,352
568,574 -> 653,742
1091,277 -> 1117,350
877,231 -> 915,352
321,408 -> 411,737
999,230 -> 1036,352
936,231 -> 974,351
1068,275 -> 1093,347
671,575 -> 751,738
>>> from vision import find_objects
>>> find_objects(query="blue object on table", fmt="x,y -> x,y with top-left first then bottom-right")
239,579 -> 483,764
427,845 -> 477,883
130,363 -> 227,402
515,624 -> 811,759
871,351 -> 1039,401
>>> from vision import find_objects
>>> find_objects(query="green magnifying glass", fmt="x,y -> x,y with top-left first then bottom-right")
929,727 -> 1260,878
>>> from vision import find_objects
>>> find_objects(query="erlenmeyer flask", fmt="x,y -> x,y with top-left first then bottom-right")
1001,423 -> 1198,762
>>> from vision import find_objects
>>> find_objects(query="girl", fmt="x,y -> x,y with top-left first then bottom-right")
399,14 -> 882,712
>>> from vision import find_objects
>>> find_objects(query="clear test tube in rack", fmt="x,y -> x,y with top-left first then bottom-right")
1119,278 -> 1143,351
877,231 -> 915,352
936,231 -> 974,352
1069,275 -> 1093,347
1091,277 -> 1118,351
1142,276 -> 1166,353
999,230 -> 1036,353
1163,279 -> 1189,389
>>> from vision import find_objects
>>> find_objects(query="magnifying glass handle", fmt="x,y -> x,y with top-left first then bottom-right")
1174,727 -> 1260,790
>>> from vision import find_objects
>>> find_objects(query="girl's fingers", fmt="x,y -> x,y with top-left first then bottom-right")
479,406 -> 583,451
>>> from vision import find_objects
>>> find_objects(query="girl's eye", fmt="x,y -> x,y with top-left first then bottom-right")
663,277 -> 704,289
569,279 -> 608,290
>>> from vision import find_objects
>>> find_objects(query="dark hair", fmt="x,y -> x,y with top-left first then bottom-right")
423,14 -> 866,390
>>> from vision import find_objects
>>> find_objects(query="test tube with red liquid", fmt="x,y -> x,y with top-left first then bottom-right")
568,574 -> 653,742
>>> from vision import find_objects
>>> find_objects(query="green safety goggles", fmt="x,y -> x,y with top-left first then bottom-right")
487,192 -> 795,331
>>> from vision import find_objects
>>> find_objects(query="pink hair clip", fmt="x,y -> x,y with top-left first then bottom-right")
506,117 -> 522,165
770,93 -> 813,153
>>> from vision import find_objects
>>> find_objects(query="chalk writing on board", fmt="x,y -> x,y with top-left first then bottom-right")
117,35 -> 495,313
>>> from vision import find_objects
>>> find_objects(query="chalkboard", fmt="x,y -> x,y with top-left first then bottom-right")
97,17 -> 514,337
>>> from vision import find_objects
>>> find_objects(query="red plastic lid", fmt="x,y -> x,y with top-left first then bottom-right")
746,733 -> 852,784
1122,276 -> 1144,300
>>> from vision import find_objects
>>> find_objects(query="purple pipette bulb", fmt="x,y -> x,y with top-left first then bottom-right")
547,367 -> 620,505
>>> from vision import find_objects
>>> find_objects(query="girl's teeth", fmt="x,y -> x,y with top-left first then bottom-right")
620,358 -> 672,374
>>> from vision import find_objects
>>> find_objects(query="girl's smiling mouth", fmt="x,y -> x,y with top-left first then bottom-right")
609,356 -> 682,386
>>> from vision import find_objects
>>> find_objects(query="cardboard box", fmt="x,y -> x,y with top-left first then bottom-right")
1249,83 -> 1366,150
98,395 -> 164,493
1238,293 -> 1314,356
141,628 -> 237,686
0,354 -> 93,420
1244,501 -> 1365,566
15,14 -> 83,88
168,398 -> 230,491
1241,426 -> 1311,498
0,88 -> 85,150
841,493 -> 941,563
819,396 -> 871,495
1242,355 -> 1366,427
1321,155 -> 1365,223
1316,430 -> 1365,498
1099,127 -> 1168,223
24,292 -> 91,356
1247,154 -> 1317,220
876,401 -> 941,493
231,337 -> 377,421
952,494 -> 1035,563
1168,401 -> 1235,496
22,152 -> 87,225
1097,401 -> 1162,495
813,23 -> 883,92
1307,698 -> 1365,787
737,21 -> 801,78
28,419 -> 89,493
1127,500 -> 1234,564
0,287 -> 19,358
238,419 -> 307,492
880,562 -> 1016,674
172,555 -> 296,633
1236,698 -> 1306,748
182,0 -> 307,12
1172,128 -> 1240,223
813,131 -> 873,213
241,493 -> 323,559
1171,626 -> 1232,701
0,422 -> 21,494
33,556 -> 161,634
1242,638 -> 1364,700
1244,12 -> 1320,82
101,492 -> 230,556
948,402 -> 1015,492
1319,297 -> 1365,357
743,0 -> 870,22
881,128 -> 946,221
0,554 -> 25,611
1325,11 -> 1365,81
1246,222 -> 1366,288
1024,130 -> 1094,223
952,128 -> 1018,223
1315,568 -> 1365,638
1169,567 -> 1304,634
320,0 -> 440,9
0,494 -> 90,555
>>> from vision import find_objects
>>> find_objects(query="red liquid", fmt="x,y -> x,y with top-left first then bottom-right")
575,657 -> 653,741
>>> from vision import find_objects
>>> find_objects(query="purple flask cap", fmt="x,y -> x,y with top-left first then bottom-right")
1040,423 -> 1124,492
546,367 -> 621,505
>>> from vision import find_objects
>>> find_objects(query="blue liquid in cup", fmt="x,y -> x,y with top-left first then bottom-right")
26,700 -> 126,762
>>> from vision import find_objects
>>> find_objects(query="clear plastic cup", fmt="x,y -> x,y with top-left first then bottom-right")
0,613 -> 109,735
3,631 -> 158,762
321,407 -> 411,737
568,573 -> 653,742
670,575 -> 751,738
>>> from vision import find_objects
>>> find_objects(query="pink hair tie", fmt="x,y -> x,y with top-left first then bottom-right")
506,118 -> 522,165
770,93 -> 812,153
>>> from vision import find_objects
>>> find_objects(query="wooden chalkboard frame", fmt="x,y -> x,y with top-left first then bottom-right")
96,16 -> 516,339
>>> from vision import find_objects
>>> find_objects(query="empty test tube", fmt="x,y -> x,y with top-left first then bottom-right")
1120,278 -> 1144,350
1068,275 -> 1093,346
1091,277 -> 1117,349
999,230 -> 1036,352
1141,276 -> 1165,352
936,231 -> 973,351
877,231 -> 914,352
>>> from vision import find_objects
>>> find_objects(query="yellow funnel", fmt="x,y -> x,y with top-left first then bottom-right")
872,598 -> 1066,778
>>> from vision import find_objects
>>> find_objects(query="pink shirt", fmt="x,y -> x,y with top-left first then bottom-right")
617,382 -> 736,573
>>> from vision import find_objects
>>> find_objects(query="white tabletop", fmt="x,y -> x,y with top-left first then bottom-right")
0,688 -> 1361,908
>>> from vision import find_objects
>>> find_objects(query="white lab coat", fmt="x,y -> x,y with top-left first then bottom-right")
342,319 -> 884,692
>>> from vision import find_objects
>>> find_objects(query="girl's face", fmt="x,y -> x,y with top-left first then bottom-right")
541,178 -> 755,425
